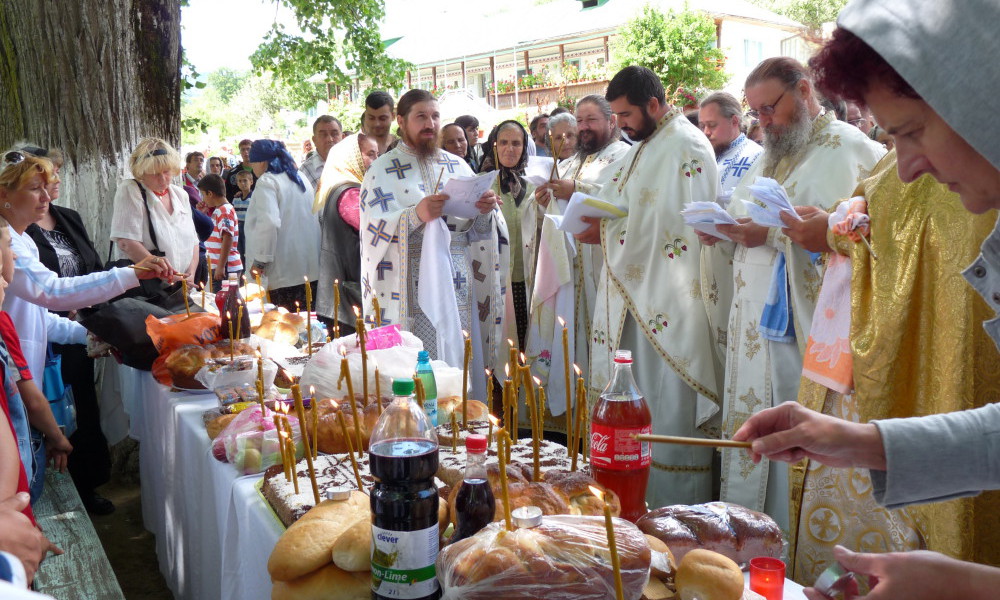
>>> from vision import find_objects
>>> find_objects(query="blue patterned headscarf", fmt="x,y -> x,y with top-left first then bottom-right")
248,139 -> 305,192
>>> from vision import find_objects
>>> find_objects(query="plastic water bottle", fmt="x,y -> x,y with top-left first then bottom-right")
369,378 -> 441,600
415,350 -> 438,426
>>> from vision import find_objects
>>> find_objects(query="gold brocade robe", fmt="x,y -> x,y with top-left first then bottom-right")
793,151 -> 1000,580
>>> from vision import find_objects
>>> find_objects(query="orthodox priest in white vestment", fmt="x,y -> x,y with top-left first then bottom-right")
359,92 -> 508,402
716,101 -> 884,531
589,93 -> 723,507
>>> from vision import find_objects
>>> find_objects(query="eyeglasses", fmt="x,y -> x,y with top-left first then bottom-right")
1,151 -> 26,175
848,118 -> 867,127
747,89 -> 788,120
145,148 -> 169,159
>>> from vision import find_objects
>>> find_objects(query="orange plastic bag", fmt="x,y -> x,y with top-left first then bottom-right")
148,313 -> 222,386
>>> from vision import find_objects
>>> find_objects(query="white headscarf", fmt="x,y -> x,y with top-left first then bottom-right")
838,0 -> 999,169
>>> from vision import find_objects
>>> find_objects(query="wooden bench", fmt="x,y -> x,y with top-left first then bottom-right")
31,471 -> 125,600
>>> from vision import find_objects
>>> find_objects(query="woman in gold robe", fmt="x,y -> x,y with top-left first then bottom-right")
790,150 -> 1000,583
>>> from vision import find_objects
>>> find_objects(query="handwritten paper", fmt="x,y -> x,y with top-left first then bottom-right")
441,170 -> 500,219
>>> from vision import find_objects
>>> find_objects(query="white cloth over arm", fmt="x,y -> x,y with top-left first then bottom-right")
871,403 -> 1000,509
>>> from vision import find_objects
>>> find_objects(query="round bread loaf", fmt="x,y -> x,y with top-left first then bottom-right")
674,549 -> 744,600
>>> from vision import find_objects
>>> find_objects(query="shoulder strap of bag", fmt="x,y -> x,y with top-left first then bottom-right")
135,180 -> 162,253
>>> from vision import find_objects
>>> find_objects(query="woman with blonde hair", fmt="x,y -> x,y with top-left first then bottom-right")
0,150 -> 169,498
109,137 -> 200,282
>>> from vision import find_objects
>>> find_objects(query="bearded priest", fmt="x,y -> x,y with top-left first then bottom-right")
359,89 -> 508,401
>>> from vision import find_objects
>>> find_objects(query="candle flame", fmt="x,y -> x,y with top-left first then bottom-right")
309,385 -> 315,395
304,275 -> 309,284
488,415 -> 500,427
281,369 -> 292,381
504,364 -> 510,377
588,485 -> 604,500
507,338 -> 514,348
226,310 -> 231,318
533,376 -> 541,386
340,346 -> 348,358
519,352 -> 526,363
462,329 -> 469,338
574,364 -> 582,376
485,368 -> 491,376
557,316 -> 565,327
353,305 -> 360,317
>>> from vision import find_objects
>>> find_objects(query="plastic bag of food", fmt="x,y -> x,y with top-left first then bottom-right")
211,404 -> 302,474
437,515 -> 651,600
147,312 -> 222,356
195,355 -> 278,391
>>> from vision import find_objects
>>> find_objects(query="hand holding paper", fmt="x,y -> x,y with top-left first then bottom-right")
440,170 -> 500,219
548,192 -> 627,235
743,177 -> 802,227
680,201 -> 739,241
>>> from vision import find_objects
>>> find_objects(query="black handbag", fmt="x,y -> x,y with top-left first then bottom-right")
83,181 -> 201,370
78,281 -> 203,371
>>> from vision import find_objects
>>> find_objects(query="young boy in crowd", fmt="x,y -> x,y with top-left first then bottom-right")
231,170 -> 253,266
197,175 -> 242,292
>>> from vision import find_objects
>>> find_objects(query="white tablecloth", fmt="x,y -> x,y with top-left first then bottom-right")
134,369 -> 808,600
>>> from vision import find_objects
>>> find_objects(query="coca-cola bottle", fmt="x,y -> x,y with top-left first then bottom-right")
590,349 -> 651,522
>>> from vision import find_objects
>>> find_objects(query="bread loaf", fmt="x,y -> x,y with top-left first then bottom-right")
267,491 -> 369,582
636,502 -> 782,566
271,563 -> 370,600
330,515 -> 371,572
438,515 -> 651,600
674,549 -> 744,600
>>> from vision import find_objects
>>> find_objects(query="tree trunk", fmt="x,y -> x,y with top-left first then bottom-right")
0,0 -> 181,247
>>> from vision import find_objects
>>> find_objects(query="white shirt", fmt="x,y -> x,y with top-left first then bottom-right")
244,172 -> 320,290
109,179 -> 199,274
5,229 -> 138,379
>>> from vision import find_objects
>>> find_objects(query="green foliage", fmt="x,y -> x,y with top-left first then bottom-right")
749,0 -> 847,36
250,0 -> 411,94
612,4 -> 729,99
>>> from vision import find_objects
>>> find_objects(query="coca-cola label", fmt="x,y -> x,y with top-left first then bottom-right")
590,423 -> 652,470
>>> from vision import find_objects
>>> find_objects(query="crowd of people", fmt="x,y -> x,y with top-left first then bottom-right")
0,0 -> 997,597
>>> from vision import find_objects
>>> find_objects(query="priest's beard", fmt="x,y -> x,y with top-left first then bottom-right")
622,108 -> 657,142
578,128 -> 611,155
762,100 -> 812,177
403,128 -> 439,160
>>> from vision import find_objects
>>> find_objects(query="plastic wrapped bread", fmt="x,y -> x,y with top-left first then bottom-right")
437,515 -> 651,600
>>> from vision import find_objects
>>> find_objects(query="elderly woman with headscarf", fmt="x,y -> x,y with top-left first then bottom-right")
245,139 -> 320,310
110,138 -> 200,283
480,120 -> 541,350
314,133 -> 379,336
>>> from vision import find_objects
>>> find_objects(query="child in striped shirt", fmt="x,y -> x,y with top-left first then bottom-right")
197,174 -> 242,292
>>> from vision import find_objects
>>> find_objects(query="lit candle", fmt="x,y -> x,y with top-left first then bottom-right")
285,435 -> 299,494
332,279 -> 341,339
339,347 -> 363,450
304,276 -> 313,357
372,296 -> 382,327
226,311 -> 234,361
502,373 -> 513,461
590,486 -> 624,600
508,340 -> 519,401
236,304 -> 244,340
181,278 -> 191,317
451,411 -> 458,453
559,316 -> 571,448
354,307 -> 369,407
274,414 -> 287,481
291,384 -> 321,503
254,271 -> 266,313
462,330 -> 471,429
749,557 -> 786,600
336,409 -> 364,490
309,386 -> 318,459
492,418 -> 512,531
485,369 -> 494,414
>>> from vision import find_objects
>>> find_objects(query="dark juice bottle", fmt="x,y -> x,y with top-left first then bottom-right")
590,349 -> 652,522
450,434 -> 494,544
369,378 -> 441,600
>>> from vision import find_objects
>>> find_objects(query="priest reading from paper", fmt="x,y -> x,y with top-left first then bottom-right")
577,66 -> 723,507
697,57 -> 884,535
359,89 -> 509,402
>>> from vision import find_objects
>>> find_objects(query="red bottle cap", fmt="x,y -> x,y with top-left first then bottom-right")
613,349 -> 633,363
466,434 -> 487,453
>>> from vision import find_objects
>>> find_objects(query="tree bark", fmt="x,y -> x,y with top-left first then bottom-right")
0,0 -> 181,247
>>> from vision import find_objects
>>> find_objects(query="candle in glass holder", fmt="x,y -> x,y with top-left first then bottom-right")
749,557 -> 785,600
589,485 -> 624,600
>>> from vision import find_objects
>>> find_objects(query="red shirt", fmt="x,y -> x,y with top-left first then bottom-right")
0,313 -> 35,525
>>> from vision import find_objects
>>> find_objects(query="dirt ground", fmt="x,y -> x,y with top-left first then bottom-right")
91,475 -> 173,600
